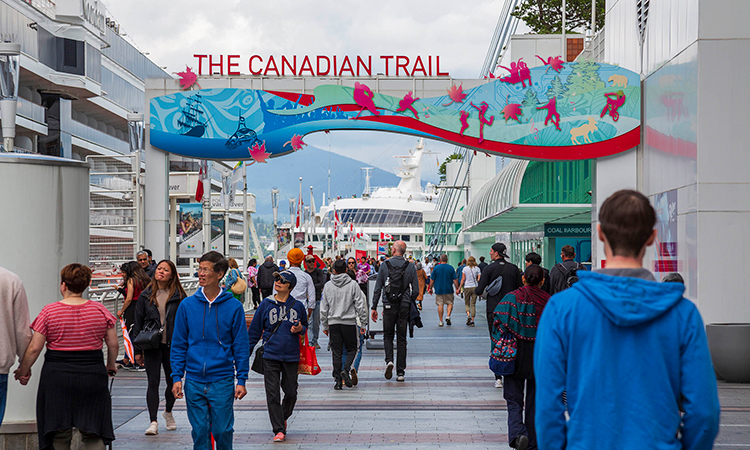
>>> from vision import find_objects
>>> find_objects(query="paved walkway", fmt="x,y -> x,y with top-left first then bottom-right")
111,293 -> 750,449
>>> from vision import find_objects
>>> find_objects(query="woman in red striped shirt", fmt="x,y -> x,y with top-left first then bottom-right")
15,263 -> 119,450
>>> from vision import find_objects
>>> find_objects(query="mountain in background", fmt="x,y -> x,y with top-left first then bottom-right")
246,146 -> 401,221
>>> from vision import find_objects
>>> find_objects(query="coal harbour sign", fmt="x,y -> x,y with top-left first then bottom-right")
544,224 -> 592,237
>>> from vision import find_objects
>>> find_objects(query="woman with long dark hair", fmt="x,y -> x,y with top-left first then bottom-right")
132,260 -> 187,436
117,261 -> 150,370
16,263 -> 118,449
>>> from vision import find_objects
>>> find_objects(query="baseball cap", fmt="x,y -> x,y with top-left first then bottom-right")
491,243 -> 509,258
273,270 -> 297,290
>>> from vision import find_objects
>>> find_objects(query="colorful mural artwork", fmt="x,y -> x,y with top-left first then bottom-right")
151,60 -> 641,161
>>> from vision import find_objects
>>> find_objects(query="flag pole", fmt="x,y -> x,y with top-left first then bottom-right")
202,161 -> 211,254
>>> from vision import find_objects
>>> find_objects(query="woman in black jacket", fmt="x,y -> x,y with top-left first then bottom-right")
132,259 -> 187,436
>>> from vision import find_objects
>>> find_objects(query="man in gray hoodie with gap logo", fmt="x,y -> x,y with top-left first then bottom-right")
321,259 -> 368,390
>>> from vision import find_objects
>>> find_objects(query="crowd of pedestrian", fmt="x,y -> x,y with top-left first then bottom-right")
0,190 -> 723,449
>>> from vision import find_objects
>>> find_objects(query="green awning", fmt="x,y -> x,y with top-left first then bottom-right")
464,204 -> 591,232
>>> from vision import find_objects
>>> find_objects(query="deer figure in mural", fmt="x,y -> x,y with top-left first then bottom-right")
570,117 -> 598,144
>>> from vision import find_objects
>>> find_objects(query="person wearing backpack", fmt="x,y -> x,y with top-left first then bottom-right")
549,245 -> 587,294
371,241 -> 419,382
475,243 -> 523,388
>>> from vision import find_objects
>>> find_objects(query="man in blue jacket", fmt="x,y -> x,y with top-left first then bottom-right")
535,190 -> 720,450
171,251 -> 250,450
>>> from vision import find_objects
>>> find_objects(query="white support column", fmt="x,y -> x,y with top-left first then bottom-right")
144,128 -> 170,260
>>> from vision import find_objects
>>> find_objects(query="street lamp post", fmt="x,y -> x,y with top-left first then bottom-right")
127,113 -> 144,253
271,188 -> 279,261
0,43 -> 21,153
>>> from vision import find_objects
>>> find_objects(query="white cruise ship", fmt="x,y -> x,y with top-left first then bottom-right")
310,139 -> 439,259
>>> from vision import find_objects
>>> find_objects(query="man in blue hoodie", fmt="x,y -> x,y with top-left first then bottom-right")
535,190 -> 720,450
171,251 -> 250,450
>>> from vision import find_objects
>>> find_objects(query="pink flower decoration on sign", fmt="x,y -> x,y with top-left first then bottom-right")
283,134 -> 307,151
176,66 -> 200,90
443,84 -> 466,106
248,141 -> 271,163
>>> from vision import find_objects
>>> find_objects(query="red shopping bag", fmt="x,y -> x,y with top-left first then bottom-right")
298,333 -> 321,375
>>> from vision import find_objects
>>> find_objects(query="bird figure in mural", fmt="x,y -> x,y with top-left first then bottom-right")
175,66 -> 200,90
248,141 -> 271,164
443,84 -> 467,106
396,91 -> 420,119
470,101 -> 495,143
601,91 -> 626,121
537,97 -> 561,130
352,82 -> 379,119
535,55 -> 565,73
459,110 -> 470,136
283,134 -> 307,151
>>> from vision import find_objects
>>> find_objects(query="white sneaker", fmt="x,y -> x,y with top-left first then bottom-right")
494,379 -> 503,388
396,374 -> 405,382
439,321 -> 444,327
163,411 -> 176,431
145,421 -> 158,435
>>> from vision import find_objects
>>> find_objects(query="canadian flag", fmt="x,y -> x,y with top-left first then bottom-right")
295,197 -> 303,228
380,232 -> 393,241
333,208 -> 340,240
195,160 -> 208,202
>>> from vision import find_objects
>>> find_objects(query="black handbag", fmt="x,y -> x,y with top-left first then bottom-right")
133,320 -> 162,350
251,308 -> 287,375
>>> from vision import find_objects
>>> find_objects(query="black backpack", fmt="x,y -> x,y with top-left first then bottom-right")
384,260 -> 409,303
554,262 -> 584,290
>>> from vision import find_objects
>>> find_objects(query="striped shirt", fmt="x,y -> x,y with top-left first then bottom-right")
31,300 -> 116,351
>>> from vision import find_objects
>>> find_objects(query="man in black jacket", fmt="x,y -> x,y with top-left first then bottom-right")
257,256 -> 279,298
371,241 -> 419,382
525,252 -> 551,295
475,243 -> 523,388
549,245 -> 587,294
305,255 -> 327,349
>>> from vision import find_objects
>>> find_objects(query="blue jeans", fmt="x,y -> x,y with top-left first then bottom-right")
0,373 -> 7,428
311,299 -> 321,345
184,377 -> 235,450
341,328 -> 366,371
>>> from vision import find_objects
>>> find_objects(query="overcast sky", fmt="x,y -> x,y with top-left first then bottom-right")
103,0 -> 512,176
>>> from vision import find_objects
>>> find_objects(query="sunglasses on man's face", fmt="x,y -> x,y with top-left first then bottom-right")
274,276 -> 290,284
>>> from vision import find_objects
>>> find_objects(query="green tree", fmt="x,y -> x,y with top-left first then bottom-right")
438,153 -> 463,182
565,60 -> 605,96
512,0 -> 605,34
546,75 -> 568,100
522,89 -> 540,107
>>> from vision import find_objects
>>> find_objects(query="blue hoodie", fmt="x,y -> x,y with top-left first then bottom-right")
247,295 -> 308,362
170,287 -> 250,386
534,270 -> 720,450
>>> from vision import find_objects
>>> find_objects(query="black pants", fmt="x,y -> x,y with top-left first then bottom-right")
263,359 -> 299,434
251,287 -> 261,308
504,373 -> 537,450
143,343 -> 175,422
383,300 -> 410,375
260,287 -> 273,299
486,314 -> 502,380
329,324 -> 357,381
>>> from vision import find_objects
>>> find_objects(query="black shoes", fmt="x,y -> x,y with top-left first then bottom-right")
446,317 -> 452,326
385,361 -> 394,380
350,368 -> 359,386
341,370 -> 353,388
334,380 -> 343,390
513,435 -> 529,450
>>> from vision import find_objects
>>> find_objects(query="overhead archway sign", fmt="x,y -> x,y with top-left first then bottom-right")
149,59 -> 640,162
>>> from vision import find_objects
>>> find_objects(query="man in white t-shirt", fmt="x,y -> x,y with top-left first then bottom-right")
459,256 -> 482,326
423,257 -> 433,294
